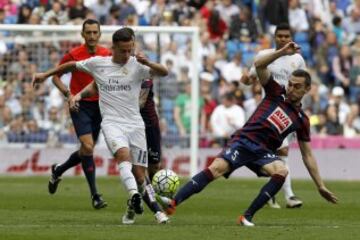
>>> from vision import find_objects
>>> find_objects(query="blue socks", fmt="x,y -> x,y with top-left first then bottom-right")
244,174 -> 286,221
81,155 -> 98,196
54,151 -> 82,177
174,168 -> 214,205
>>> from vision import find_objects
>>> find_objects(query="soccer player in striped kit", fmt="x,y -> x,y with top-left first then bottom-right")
158,41 -> 337,226
241,23 -> 306,208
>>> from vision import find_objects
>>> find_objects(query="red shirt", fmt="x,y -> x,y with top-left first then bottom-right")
59,44 -> 111,101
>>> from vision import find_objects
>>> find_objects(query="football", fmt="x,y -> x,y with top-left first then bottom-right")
152,169 -> 180,198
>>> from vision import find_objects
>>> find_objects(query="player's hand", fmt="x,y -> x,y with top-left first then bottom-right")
68,94 -> 81,112
318,186 -> 338,204
135,52 -> 150,65
281,42 -> 301,56
32,73 -> 48,88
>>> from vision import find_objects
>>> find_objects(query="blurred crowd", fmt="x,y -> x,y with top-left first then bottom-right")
0,0 -> 360,147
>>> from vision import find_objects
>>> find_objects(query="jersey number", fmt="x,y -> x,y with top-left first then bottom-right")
137,150 -> 147,164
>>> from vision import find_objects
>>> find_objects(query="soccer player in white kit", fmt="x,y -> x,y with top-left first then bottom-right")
32,27 -> 169,223
241,23 -> 306,208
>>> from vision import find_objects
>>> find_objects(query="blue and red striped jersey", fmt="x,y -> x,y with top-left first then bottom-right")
140,79 -> 159,127
232,76 -> 310,152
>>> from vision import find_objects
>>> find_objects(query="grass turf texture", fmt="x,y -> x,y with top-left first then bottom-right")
0,176 -> 359,240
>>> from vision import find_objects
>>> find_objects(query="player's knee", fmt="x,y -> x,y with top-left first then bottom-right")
274,166 -> 288,178
209,158 -> 229,178
80,142 -> 95,155
277,147 -> 289,156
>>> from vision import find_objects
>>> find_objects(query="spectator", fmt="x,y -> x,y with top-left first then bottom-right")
314,30 -> 339,86
207,9 -> 227,43
330,86 -> 351,125
214,0 -> 240,26
24,118 -> 48,143
199,31 -> 216,59
349,54 -> 360,103
229,5 -> 258,43
106,4 -> 121,25
118,0 -> 138,25
220,52 -> 243,83
41,1 -> 68,25
210,92 -> 245,146
332,16 -> 346,45
17,4 -> 32,24
243,82 -> 263,120
288,0 -> 309,32
344,103 -> 360,137
174,81 -> 204,138
332,45 -> 353,94
324,104 -> 343,135
343,3 -> 360,35
68,0 -> 89,24
302,77 -> 328,116
199,72 -> 217,135
88,0 -> 111,24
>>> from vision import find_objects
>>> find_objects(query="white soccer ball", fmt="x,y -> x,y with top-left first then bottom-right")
152,169 -> 180,198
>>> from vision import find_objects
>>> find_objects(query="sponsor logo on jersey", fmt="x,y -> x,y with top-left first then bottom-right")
99,84 -> 131,92
267,107 -> 292,134
121,67 -> 129,75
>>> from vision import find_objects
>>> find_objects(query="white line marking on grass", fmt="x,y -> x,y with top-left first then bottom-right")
0,224 -> 342,228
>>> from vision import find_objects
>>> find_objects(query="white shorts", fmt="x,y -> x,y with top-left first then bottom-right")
102,122 -> 148,167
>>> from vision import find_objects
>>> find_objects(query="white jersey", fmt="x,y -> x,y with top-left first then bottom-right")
250,48 -> 306,86
76,56 -> 151,128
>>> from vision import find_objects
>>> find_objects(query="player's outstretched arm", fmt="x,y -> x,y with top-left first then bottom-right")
69,81 -> 98,112
52,75 -> 71,99
32,61 -> 77,88
298,141 -> 338,204
135,52 -> 168,77
254,42 -> 300,86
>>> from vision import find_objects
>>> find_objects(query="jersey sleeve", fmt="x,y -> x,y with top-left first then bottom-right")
263,76 -> 284,97
76,57 -> 97,76
298,55 -> 306,69
249,50 -> 269,77
296,116 -> 311,142
137,62 -> 151,81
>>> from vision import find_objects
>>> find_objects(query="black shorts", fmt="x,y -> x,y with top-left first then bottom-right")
220,138 -> 280,178
70,101 -> 102,142
145,124 -> 161,164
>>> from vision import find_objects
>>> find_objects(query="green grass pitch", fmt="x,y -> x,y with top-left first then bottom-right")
0,176 -> 359,240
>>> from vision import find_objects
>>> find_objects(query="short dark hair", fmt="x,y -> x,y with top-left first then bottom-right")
292,69 -> 311,86
82,19 -> 100,32
275,22 -> 291,35
112,27 -> 135,43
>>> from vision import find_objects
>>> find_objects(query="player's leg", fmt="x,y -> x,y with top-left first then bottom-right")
131,128 -> 168,223
77,133 -> 106,209
117,147 -> 141,224
239,159 -> 288,226
277,141 -> 303,208
159,141 -> 245,215
143,124 -> 167,216
48,102 -> 95,195
156,157 -> 230,216
48,150 -> 82,194
176,157 -> 228,203
145,124 -> 162,180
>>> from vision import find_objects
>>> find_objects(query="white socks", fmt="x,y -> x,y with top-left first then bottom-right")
280,156 -> 295,200
118,161 -> 138,197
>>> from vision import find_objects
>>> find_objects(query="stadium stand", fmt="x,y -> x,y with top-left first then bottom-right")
0,0 -> 359,148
